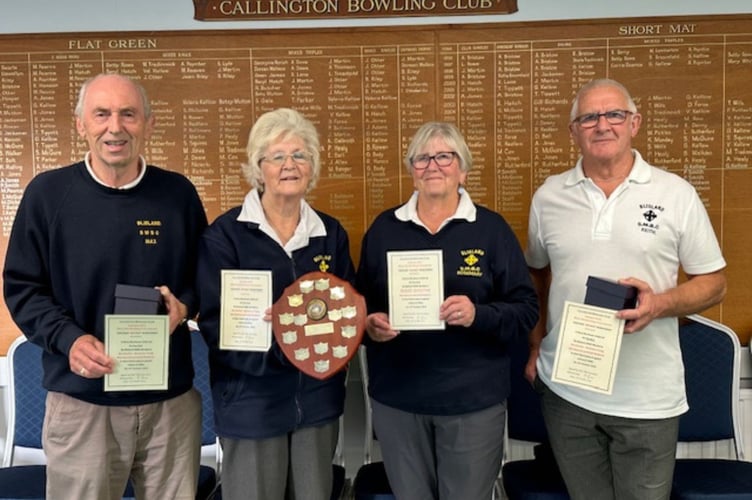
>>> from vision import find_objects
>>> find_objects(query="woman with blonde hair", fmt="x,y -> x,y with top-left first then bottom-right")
197,108 -> 355,500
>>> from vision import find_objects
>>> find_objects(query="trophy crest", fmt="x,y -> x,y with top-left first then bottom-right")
272,271 -> 365,380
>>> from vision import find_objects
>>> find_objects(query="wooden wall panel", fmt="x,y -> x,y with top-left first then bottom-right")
1,15 -> 750,353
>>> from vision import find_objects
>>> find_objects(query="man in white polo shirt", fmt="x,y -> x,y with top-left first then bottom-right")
525,78 -> 727,500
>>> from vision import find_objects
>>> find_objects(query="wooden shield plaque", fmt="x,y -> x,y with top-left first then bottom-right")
272,271 -> 365,380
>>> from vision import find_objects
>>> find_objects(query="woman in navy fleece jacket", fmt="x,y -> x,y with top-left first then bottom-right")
197,108 -> 355,500
356,121 -> 539,500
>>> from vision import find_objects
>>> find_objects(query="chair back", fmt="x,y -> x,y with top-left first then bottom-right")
358,346 -> 376,464
507,335 -> 548,444
677,314 -> 743,459
3,336 -> 46,467
502,334 -> 570,500
352,345 -> 395,500
190,328 -> 224,496
190,330 -> 216,447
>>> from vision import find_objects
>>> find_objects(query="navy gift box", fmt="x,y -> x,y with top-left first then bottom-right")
114,284 -> 165,315
584,276 -> 637,310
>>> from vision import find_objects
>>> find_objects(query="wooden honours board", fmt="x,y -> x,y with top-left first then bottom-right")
1,15 -> 751,352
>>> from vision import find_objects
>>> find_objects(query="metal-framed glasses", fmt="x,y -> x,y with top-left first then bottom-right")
572,109 -> 633,128
260,151 -> 311,167
410,151 -> 458,170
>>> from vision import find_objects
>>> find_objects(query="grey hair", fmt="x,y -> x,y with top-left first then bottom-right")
403,121 -> 472,175
74,73 -> 151,118
570,78 -> 638,122
242,108 -> 321,193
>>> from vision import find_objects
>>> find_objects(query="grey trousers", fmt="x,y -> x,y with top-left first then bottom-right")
219,419 -> 338,500
540,382 -> 679,500
372,399 -> 506,500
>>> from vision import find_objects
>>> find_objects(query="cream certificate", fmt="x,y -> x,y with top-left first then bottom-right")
387,249 -> 445,331
220,269 -> 272,351
551,301 -> 625,395
104,314 -> 169,392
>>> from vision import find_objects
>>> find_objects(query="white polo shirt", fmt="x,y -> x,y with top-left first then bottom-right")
526,150 -> 726,418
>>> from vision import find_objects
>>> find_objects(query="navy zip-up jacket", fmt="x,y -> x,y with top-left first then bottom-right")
196,205 -> 355,439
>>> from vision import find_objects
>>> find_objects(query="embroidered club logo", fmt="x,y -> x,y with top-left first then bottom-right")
458,249 -> 484,277
638,203 -> 664,235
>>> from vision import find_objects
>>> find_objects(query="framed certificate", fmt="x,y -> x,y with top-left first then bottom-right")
220,269 -> 273,351
104,314 -> 170,391
387,249 -> 445,331
551,301 -> 625,394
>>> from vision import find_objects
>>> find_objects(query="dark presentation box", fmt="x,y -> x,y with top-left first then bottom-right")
584,276 -> 637,310
114,284 -> 165,315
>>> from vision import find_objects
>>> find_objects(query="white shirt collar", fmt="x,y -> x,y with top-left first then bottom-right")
566,149 -> 651,187
395,187 -> 476,232
84,152 -> 147,190
238,189 -> 327,257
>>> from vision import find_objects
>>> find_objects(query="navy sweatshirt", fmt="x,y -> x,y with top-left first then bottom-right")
356,204 -> 539,415
3,162 -> 207,405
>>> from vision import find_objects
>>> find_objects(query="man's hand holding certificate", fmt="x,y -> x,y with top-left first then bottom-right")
551,301 -> 625,395
104,315 -> 170,391
551,278 -> 638,394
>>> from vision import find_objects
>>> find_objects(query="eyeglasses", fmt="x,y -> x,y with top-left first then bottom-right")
260,151 -> 311,167
410,151 -> 458,170
572,110 -> 633,128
